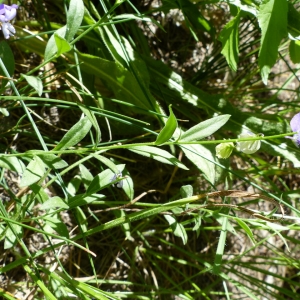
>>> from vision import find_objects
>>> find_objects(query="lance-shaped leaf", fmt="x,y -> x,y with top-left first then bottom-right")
180,114 -> 231,142
258,0 -> 288,84
155,105 -> 177,145
129,146 -> 188,170
219,13 -> 240,72
53,117 -> 92,151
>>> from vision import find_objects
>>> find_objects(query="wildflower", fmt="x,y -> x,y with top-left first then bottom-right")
110,172 -> 123,188
0,4 -> 18,39
237,131 -> 262,154
289,112 -> 300,147
216,142 -> 234,159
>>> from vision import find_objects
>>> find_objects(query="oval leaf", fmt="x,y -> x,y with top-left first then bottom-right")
155,105 -> 177,145
180,114 -> 231,142
53,117 -> 92,151
65,0 -> 84,42
129,145 -> 188,170
22,74 -> 43,96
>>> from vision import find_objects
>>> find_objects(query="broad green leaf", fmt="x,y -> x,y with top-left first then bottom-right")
40,196 -> 69,210
0,156 -> 25,174
164,215 -> 188,245
65,0 -> 84,42
78,104 -> 101,145
258,0 -> 288,84
53,116 -> 92,151
0,41 -> 15,89
31,183 -> 50,203
180,185 -> 193,198
289,40 -> 300,64
54,33 -> 72,56
155,105 -> 177,145
181,144 -> 215,184
43,215 -> 69,238
67,175 -> 81,195
86,165 -> 125,195
22,74 -> 43,96
180,114 -> 231,142
219,13 -> 240,71
93,154 -> 119,174
20,156 -> 46,187
129,146 -> 188,170
4,224 -> 22,249
37,154 -> 68,169
44,26 -> 67,61
79,164 -> 94,188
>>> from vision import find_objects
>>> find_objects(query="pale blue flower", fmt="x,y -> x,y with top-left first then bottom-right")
289,112 -> 300,147
0,4 -> 18,39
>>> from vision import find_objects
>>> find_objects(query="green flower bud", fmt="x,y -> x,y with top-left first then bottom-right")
237,131 -> 263,154
216,142 -> 234,159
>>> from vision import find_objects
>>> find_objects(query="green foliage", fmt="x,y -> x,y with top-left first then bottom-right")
0,0 -> 300,299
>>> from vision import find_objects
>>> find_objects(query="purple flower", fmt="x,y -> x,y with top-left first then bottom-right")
0,4 -> 18,39
290,113 -> 300,147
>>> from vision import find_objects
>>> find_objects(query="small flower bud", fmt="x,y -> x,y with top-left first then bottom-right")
237,131 -> 262,154
216,142 -> 234,159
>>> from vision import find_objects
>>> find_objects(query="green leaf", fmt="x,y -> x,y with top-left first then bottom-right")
212,215 -> 228,275
40,196 -> 69,210
219,13 -> 240,71
86,165 -> 125,195
43,215 -> 69,238
37,154 -> 68,169
79,164 -> 94,188
54,33 -> 72,56
53,116 -> 92,151
289,40 -> 300,64
44,26 -> 67,61
4,224 -> 22,249
180,185 -> 193,198
121,167 -> 134,201
68,194 -> 105,208
75,51 -> 157,111
0,156 -> 25,174
92,154 -> 120,174
258,0 -> 288,84
180,114 -> 231,141
0,41 -> 15,89
20,156 -> 46,187
129,146 -> 188,170
155,105 -> 177,145
192,214 -> 202,237
236,218 -> 256,245
164,215 -> 188,245
22,74 -> 43,96
181,144 -> 215,184
65,0 -> 84,42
